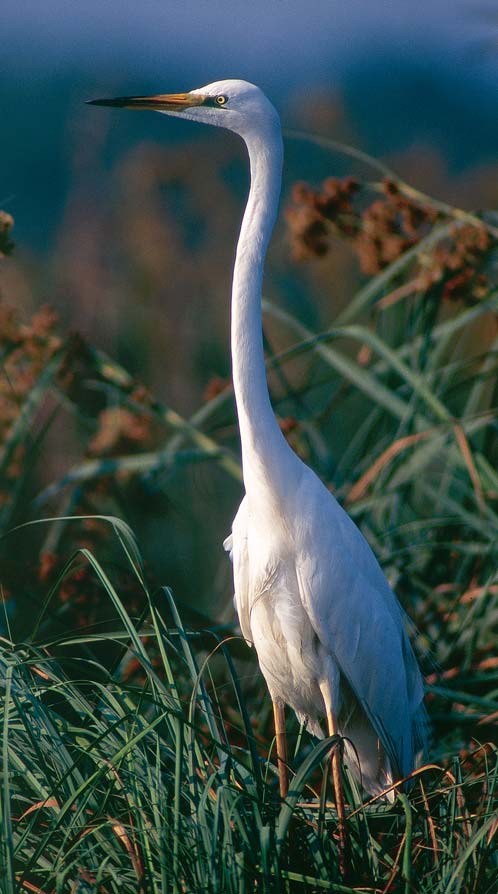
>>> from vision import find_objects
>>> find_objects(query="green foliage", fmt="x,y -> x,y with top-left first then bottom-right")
0,519 -> 496,892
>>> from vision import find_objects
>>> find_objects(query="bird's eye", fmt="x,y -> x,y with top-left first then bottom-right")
215,95 -> 228,106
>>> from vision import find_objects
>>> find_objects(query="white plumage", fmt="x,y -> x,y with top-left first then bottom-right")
225,468 -> 426,798
90,78 -> 427,801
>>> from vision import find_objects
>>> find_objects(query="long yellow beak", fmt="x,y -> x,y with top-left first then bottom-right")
87,92 -> 206,111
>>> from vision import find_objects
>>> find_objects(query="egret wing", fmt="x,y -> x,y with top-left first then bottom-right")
295,475 -> 425,779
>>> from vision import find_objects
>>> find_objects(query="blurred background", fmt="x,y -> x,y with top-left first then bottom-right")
2,0 -> 498,623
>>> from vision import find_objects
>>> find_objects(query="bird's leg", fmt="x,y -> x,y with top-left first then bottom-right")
272,699 -> 288,799
326,707 -> 347,871
319,683 -> 347,876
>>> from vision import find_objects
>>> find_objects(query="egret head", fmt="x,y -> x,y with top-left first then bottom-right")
88,79 -> 280,141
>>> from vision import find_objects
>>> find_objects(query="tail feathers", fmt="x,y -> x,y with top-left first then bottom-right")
342,702 -> 428,802
342,715 -> 396,803
413,702 -> 430,762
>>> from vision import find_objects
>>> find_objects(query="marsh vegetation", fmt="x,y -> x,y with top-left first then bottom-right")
0,122 -> 497,891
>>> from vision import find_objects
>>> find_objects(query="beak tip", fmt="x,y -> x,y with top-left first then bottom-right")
86,97 -> 124,108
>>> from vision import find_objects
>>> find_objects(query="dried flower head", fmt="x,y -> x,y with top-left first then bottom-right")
0,211 -> 14,258
286,175 -> 494,306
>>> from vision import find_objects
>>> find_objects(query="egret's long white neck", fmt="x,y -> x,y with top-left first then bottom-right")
232,125 -> 298,498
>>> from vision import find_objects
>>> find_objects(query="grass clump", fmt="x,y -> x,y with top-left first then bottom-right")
0,518 -> 496,893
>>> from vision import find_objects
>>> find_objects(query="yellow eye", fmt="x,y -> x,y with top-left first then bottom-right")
215,95 -> 228,105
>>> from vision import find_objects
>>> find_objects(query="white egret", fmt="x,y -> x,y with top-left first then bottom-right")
89,81 -> 427,826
